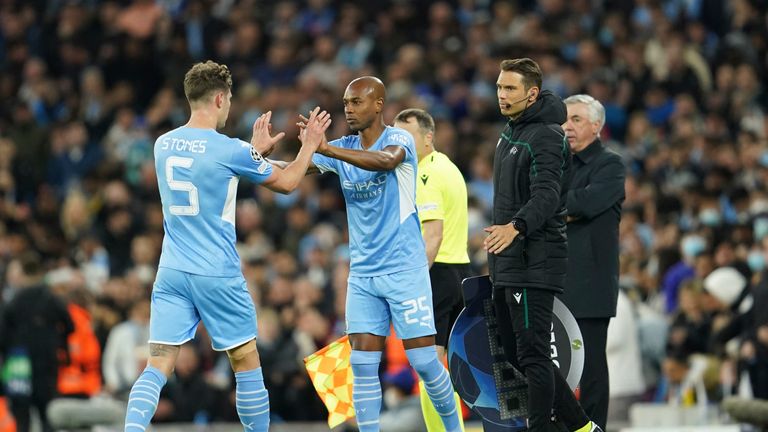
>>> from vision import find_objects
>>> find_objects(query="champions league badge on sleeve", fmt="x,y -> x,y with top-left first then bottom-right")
250,146 -> 263,162
448,276 -> 584,432
250,147 -> 269,174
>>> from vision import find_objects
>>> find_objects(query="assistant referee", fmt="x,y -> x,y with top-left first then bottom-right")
394,108 -> 470,355
394,108 -> 469,432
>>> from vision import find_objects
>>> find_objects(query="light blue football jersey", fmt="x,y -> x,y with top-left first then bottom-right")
312,126 -> 428,276
154,127 -> 273,277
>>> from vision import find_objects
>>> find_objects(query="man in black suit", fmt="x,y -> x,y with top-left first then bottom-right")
559,94 -> 626,430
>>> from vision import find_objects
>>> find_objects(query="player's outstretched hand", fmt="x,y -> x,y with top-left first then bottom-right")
298,107 -> 331,152
251,111 -> 285,158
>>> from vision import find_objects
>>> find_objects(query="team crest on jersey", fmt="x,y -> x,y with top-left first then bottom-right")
510,146 -> 518,155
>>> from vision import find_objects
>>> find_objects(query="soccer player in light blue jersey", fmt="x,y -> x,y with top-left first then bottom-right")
296,77 -> 461,432
123,61 -> 331,432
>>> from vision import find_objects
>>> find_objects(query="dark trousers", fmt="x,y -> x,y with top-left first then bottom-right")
494,286 -> 590,431
748,358 -> 768,399
9,390 -> 54,432
576,318 -> 609,430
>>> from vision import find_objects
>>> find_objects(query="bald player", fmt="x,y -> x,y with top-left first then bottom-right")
296,77 -> 462,432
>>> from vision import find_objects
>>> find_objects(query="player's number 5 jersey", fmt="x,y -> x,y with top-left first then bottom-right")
154,127 -> 273,277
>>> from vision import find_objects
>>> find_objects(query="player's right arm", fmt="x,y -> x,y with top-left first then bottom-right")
297,114 -> 406,172
260,108 -> 331,193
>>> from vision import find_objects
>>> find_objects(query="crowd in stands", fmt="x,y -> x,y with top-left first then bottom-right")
0,0 -> 767,427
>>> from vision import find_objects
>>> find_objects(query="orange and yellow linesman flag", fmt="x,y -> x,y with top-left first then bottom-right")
304,335 -> 356,428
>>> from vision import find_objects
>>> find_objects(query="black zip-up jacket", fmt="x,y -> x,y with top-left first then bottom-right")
489,90 -> 571,292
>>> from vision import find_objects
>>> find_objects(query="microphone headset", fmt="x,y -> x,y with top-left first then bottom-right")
508,89 -> 537,106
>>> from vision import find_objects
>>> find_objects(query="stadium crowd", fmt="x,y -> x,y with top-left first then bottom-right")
0,0 -> 767,428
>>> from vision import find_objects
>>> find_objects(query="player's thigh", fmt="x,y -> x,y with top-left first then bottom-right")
378,266 -> 436,340
346,275 -> 390,337
188,274 -> 257,351
149,267 -> 200,346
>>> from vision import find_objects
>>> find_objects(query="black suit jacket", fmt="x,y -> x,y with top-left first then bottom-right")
558,139 -> 625,318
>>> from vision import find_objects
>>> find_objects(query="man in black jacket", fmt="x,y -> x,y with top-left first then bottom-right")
484,58 -> 600,432
0,251 -> 74,432
559,94 -> 625,430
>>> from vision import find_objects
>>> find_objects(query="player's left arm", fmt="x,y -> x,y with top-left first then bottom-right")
318,143 -> 405,172
266,159 -> 322,175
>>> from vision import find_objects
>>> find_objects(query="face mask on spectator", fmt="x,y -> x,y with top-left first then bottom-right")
759,151 -> 768,169
681,235 -> 706,260
748,251 -> 765,272
754,218 -> 768,241
698,208 -> 721,227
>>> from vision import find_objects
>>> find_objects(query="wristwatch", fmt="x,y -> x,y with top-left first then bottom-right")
510,218 -> 527,235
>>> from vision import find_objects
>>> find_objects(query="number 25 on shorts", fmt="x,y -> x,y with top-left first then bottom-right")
403,296 -> 433,329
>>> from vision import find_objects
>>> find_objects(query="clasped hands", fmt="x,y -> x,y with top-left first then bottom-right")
250,107 -> 332,158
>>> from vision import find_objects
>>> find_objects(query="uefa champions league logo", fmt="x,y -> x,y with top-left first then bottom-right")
448,276 -> 584,432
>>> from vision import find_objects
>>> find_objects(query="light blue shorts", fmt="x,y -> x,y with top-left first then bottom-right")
149,267 -> 257,351
346,265 -> 436,340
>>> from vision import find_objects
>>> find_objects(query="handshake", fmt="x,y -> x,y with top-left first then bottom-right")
249,107 -> 332,159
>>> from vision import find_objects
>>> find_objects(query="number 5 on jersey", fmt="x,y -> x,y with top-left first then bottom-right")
166,156 -> 199,216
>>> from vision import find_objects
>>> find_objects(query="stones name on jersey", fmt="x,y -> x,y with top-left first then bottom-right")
159,137 -> 207,153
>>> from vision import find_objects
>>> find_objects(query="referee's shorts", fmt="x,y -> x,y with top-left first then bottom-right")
429,262 -> 472,348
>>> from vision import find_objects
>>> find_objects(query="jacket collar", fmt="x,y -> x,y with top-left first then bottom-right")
506,90 -> 567,126
574,138 -> 602,164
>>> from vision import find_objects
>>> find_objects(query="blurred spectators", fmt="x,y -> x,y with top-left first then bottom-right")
153,344 -> 216,423
102,299 -> 150,398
